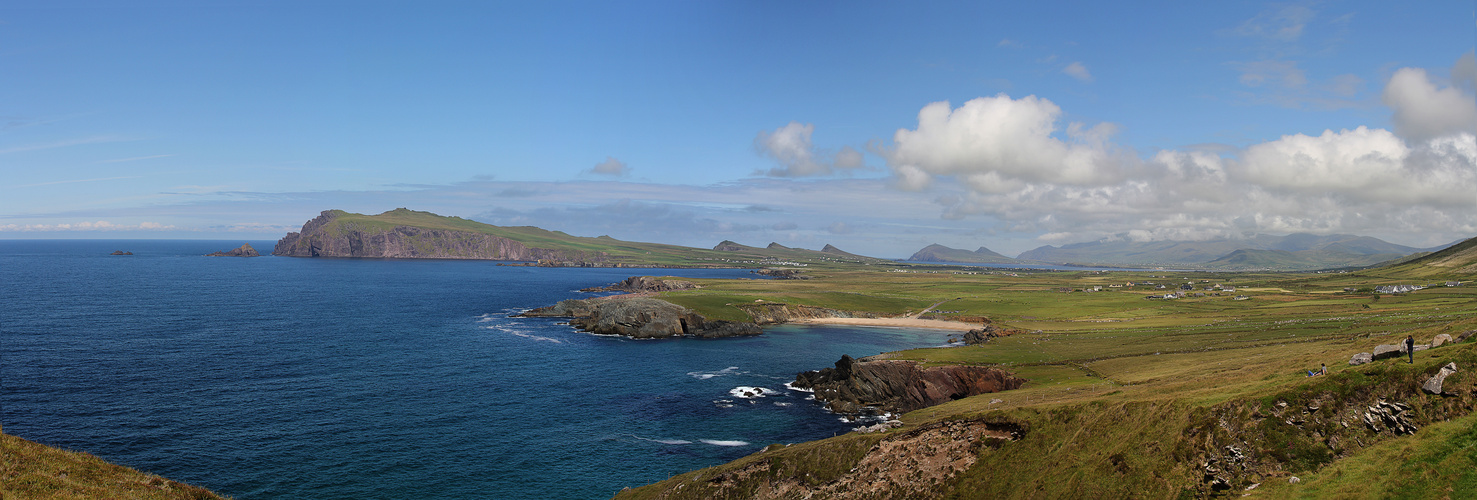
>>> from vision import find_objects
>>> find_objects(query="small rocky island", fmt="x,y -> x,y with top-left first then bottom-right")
206,243 -> 261,257
109,250 -> 133,255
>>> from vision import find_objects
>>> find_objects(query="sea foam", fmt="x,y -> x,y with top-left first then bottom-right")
729,386 -> 781,399
687,366 -> 743,380
700,439 -> 750,447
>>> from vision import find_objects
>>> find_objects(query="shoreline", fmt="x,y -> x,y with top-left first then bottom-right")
785,317 -> 981,332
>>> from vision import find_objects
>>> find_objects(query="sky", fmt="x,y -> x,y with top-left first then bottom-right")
2,1 -> 1474,258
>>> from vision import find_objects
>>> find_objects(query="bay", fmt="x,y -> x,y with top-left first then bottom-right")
1,240 -> 951,499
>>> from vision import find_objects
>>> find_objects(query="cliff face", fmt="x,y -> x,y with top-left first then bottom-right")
272,210 -> 607,262
735,303 -> 876,325
520,297 -> 761,339
793,355 -> 1025,414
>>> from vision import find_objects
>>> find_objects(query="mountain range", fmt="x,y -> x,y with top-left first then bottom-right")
910,233 -> 1460,271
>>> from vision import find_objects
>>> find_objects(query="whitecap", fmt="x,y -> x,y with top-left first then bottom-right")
783,381 -> 814,393
700,439 -> 750,447
687,366 -> 743,380
773,402 -> 792,407
629,434 -> 692,445
729,386 -> 781,399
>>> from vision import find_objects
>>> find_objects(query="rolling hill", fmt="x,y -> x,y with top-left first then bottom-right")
906,243 -> 1021,264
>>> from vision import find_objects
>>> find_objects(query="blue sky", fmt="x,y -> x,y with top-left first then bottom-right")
3,1 -> 1474,257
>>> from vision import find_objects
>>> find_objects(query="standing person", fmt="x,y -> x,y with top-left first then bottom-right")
1406,335 -> 1416,364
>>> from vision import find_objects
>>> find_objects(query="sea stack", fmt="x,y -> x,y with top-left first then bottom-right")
206,243 -> 261,257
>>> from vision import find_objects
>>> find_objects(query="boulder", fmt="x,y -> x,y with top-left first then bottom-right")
1349,352 -> 1373,366
1432,334 -> 1454,348
1422,363 -> 1459,395
1371,344 -> 1404,361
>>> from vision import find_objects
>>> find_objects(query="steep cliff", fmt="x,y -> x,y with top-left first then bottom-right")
793,354 -> 1026,414
272,209 -> 609,262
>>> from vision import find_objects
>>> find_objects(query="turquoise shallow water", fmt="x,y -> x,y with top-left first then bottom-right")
1,240 -> 953,499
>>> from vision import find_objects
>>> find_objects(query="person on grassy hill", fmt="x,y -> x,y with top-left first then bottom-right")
1406,335 -> 1416,364
1318,363 -> 1326,376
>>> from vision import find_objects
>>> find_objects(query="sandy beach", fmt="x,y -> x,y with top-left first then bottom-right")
786,317 -> 982,331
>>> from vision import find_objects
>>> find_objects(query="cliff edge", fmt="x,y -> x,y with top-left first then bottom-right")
272,209 -> 608,262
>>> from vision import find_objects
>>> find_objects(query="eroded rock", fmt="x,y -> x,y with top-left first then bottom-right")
793,355 -> 1025,414
1423,363 -> 1459,395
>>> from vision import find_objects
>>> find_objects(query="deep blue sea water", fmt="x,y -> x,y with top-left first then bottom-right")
1,240 -> 954,499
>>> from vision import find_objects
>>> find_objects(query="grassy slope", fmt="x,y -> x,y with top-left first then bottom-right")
316,209 -> 897,268
622,237 -> 1477,498
1,432 -> 225,499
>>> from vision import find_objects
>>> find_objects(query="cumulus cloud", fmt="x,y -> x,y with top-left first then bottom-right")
754,122 -> 867,177
882,94 -> 1127,189
588,156 -> 630,176
1063,62 -> 1093,82
883,59 -> 1477,247
1383,65 -> 1477,142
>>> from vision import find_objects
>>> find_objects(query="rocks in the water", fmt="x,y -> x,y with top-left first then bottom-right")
1349,352 -> 1373,366
519,297 -> 760,339
1371,344 -> 1404,361
1432,334 -> 1454,348
1422,363 -> 1459,395
206,243 -> 261,257
792,354 -> 1025,414
109,250 -> 133,255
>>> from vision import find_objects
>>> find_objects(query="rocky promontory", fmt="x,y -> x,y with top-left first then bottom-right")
519,297 -> 761,339
272,209 -> 608,262
206,243 -> 261,257
793,354 -> 1025,414
578,276 -> 698,293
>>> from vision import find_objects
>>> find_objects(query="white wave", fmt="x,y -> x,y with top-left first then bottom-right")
687,366 -> 743,380
700,439 -> 750,447
482,325 -> 563,344
783,381 -> 814,393
629,434 -> 692,445
729,386 -> 781,399
773,402 -> 792,407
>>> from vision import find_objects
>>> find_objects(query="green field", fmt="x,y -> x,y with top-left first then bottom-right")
619,238 -> 1477,498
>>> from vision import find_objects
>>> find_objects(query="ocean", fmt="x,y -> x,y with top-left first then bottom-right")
1,240 -> 953,499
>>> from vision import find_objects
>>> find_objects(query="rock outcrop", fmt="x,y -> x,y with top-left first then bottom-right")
519,297 -> 760,339
1423,363 -> 1459,395
962,324 -> 1025,345
272,210 -> 608,262
109,250 -> 133,255
735,302 -> 875,325
206,243 -> 260,257
579,276 -> 698,293
752,268 -> 808,280
792,355 -> 1025,414
1349,352 -> 1373,366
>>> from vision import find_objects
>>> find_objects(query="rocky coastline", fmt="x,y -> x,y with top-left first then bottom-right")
792,354 -> 1026,414
518,297 -> 760,339
272,210 -> 610,262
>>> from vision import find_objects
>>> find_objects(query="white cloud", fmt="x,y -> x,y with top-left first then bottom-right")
1231,4 -> 1315,42
883,59 -> 1477,248
882,94 -> 1125,187
1063,62 -> 1093,82
754,122 -> 866,177
588,156 -> 630,176
0,220 -> 178,231
1383,66 -> 1477,142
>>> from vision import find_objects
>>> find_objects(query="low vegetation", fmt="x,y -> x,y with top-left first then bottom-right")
0,431 -> 224,499
621,238 -> 1477,498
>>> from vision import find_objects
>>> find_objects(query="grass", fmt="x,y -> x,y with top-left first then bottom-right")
1,431 -> 225,499
618,245 -> 1477,498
